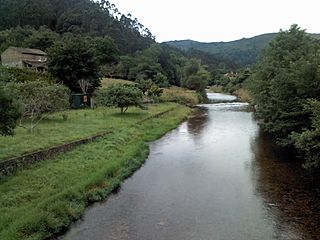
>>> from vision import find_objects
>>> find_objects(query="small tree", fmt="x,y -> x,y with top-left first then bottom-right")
0,86 -> 23,136
147,84 -> 163,102
97,84 -> 143,113
136,79 -> 154,95
9,81 -> 70,132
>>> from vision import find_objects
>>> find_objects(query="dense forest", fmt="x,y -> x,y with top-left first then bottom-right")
167,33 -> 320,67
248,25 -> 320,169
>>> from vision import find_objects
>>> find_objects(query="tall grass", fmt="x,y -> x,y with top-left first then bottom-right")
0,105 -> 191,240
100,78 -> 134,89
160,87 -> 199,106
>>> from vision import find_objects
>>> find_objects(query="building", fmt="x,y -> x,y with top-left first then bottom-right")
1,47 -> 47,71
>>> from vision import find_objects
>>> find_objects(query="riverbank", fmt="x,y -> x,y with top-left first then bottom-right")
0,104 -> 191,240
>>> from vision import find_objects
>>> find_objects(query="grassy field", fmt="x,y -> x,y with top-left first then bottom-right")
0,103 -> 178,161
0,104 -> 191,240
100,77 -> 134,89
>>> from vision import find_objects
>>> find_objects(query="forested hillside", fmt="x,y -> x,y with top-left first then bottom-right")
167,33 -> 320,67
0,0 -> 154,54
1,0 -> 235,95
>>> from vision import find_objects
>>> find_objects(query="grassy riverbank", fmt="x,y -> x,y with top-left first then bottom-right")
0,104 -> 191,240
0,103 -> 179,161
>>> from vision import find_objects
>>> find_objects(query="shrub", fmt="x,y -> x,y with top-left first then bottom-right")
0,84 -> 23,136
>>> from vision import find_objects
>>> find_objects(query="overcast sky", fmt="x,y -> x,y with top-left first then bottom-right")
109,0 -> 319,43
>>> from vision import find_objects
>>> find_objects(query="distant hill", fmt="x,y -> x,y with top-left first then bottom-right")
166,33 -> 320,67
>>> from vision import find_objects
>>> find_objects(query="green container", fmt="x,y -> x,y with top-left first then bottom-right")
71,93 -> 91,109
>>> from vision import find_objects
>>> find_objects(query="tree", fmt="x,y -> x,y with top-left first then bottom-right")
88,36 -> 120,65
0,85 -> 23,136
97,84 -> 143,113
290,100 -> 320,168
183,58 -> 209,92
9,81 -> 70,132
248,24 -> 320,142
48,37 -> 101,93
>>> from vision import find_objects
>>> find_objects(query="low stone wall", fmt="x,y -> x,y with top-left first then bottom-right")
0,131 -> 110,178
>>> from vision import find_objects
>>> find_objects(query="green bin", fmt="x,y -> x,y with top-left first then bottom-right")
71,93 -> 91,109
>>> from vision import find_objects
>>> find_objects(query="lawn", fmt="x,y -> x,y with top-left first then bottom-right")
0,104 -> 191,239
0,103 -> 179,161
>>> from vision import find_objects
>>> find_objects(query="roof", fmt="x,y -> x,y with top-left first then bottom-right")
5,47 -> 47,56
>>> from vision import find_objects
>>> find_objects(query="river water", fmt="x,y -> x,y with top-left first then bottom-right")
61,93 -> 320,240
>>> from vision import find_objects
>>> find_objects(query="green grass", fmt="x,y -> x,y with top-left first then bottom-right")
0,103 -> 178,161
160,86 -> 199,106
0,104 -> 191,240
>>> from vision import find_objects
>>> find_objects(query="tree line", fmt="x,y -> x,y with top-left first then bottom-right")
248,25 -> 320,169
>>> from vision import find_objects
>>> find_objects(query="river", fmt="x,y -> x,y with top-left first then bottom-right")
61,93 -> 320,240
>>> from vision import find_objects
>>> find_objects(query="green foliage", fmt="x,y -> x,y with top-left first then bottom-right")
0,0 -> 155,55
8,81 -> 70,131
0,66 -> 54,83
96,84 -> 143,113
290,100 -> 320,168
48,37 -> 101,93
147,85 -> 163,101
248,24 -> 320,143
183,58 -> 209,94
214,68 -> 252,93
168,34 -> 280,67
0,85 -> 23,136
136,79 -> 154,95
87,36 -> 120,65
117,44 -> 186,87
167,33 -> 320,68
23,26 -> 59,51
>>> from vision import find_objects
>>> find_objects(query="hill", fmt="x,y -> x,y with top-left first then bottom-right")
166,33 -> 320,67
166,33 -> 277,67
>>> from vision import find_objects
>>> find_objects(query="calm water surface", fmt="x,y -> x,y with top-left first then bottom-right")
61,94 -> 320,240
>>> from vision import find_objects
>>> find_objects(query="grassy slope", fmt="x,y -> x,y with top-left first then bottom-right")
0,103 -> 177,161
0,104 -> 191,240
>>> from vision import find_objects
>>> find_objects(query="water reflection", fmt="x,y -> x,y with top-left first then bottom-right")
187,107 -> 208,136
251,130 -> 320,240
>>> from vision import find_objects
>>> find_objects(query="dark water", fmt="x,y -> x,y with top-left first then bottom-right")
61,94 -> 320,240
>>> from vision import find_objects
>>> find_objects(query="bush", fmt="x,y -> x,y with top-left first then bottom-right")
0,85 -> 23,136
0,67 -> 53,83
